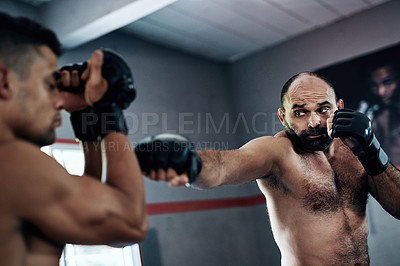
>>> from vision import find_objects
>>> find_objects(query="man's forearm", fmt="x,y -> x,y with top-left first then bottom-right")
192,150 -> 242,189
82,141 -> 102,180
103,133 -> 146,220
369,164 -> 400,219
190,150 -> 224,189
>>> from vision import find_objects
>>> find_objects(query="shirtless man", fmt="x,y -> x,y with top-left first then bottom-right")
0,12 -> 147,266
136,72 -> 400,265
367,64 -> 400,166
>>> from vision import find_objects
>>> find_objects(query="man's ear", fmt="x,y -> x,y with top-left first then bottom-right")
277,108 -> 285,125
337,99 -> 344,109
0,66 -> 11,100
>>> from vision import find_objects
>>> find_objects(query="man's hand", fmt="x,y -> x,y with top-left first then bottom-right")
58,50 -> 108,113
328,108 -> 389,176
59,49 -> 136,141
134,134 -> 202,187
149,168 -> 190,187
327,109 -> 356,149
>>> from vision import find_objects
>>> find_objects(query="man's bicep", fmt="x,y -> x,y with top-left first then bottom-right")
10,152 -> 99,238
27,177 -> 121,244
195,136 -> 280,187
24,171 -> 144,245
6,146 -> 141,245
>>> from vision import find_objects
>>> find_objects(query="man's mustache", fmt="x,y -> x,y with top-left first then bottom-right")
300,127 -> 328,138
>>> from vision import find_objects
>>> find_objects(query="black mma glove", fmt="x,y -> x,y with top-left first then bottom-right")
331,108 -> 389,176
61,49 -> 136,141
134,134 -> 202,184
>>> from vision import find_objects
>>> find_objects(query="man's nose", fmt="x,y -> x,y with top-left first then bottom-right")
53,88 -> 64,110
378,84 -> 387,96
307,112 -> 321,128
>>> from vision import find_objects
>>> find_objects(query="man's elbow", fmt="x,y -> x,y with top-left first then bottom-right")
129,215 -> 149,243
111,218 -> 149,248
134,216 -> 149,242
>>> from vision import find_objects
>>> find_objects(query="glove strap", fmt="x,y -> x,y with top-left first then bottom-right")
353,135 -> 389,176
188,153 -> 202,184
70,107 -> 100,141
96,103 -> 128,138
70,103 -> 128,142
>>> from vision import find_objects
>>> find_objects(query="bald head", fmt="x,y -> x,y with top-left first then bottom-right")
280,72 -> 337,109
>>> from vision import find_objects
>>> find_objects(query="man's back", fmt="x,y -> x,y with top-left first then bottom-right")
257,134 -> 370,265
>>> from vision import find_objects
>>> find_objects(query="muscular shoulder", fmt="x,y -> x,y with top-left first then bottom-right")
0,140 -> 51,172
0,140 -> 69,201
372,109 -> 388,126
274,130 -> 294,146
0,139 -> 40,154
237,132 -> 296,178
241,131 -> 294,157
248,130 -> 293,147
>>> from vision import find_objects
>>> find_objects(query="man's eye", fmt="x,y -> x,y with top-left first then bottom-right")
294,111 -> 305,117
48,83 -> 56,91
383,79 -> 394,86
319,107 -> 329,113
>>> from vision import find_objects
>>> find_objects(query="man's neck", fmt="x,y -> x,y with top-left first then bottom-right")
0,118 -> 16,144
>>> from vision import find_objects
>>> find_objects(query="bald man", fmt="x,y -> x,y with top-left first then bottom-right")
138,72 -> 400,265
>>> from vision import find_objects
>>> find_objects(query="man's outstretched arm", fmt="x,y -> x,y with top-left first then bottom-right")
135,134 -> 283,189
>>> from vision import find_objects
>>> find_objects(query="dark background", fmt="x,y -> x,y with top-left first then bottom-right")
317,43 -> 400,109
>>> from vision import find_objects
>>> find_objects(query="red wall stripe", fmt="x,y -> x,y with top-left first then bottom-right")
146,194 -> 265,215
55,138 -> 79,144
53,139 -> 400,216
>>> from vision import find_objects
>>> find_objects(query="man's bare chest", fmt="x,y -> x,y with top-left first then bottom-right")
301,155 -> 368,214
262,150 -> 369,215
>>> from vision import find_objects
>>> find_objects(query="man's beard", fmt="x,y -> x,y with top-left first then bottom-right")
285,126 -> 333,152
16,127 -> 56,147
34,131 -> 56,147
